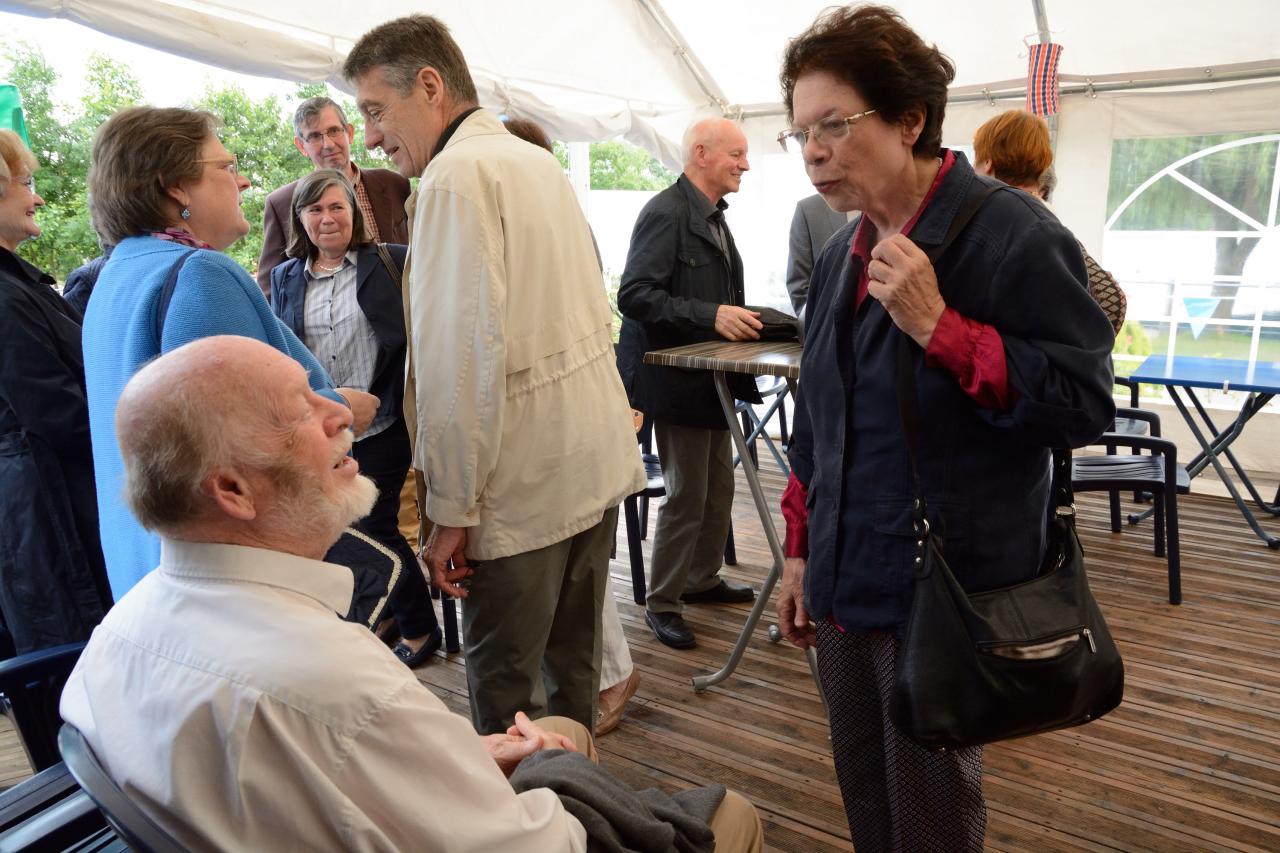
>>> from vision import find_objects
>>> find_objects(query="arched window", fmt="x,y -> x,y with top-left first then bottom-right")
1104,133 -> 1280,406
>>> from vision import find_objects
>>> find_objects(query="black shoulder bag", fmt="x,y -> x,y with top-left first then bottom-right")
887,186 -> 1124,751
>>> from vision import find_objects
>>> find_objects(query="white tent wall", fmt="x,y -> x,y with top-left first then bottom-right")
4,0 -> 1278,294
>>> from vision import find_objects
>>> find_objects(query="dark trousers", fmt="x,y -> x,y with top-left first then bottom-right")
462,508 -> 618,735
646,421 -> 734,614
353,417 -> 438,640
815,621 -> 986,852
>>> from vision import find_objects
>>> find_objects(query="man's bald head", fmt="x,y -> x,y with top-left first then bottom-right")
681,117 -> 750,204
116,337 -> 284,534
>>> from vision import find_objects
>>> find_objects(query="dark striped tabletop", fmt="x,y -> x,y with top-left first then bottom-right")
642,341 -> 802,379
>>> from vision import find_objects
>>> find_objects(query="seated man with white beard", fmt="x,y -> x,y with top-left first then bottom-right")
60,335 -> 762,852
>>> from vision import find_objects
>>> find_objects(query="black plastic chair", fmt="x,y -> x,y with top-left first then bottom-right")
1072,423 -> 1190,605
623,452 -> 665,605
0,642 -> 87,774
624,433 -> 738,602
0,762 -> 114,851
58,724 -> 183,853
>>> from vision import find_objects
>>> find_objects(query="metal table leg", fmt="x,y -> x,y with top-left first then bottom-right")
1168,388 -> 1279,548
693,372 -> 826,708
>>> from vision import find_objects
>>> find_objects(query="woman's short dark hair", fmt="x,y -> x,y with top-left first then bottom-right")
89,106 -> 219,245
780,4 -> 955,157
286,169 -> 370,260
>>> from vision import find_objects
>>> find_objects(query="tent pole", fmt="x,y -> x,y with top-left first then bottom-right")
1031,0 -> 1059,150
635,0 -> 729,113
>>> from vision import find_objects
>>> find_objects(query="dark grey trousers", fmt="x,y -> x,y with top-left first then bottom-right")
461,507 -> 617,735
646,421 -> 734,614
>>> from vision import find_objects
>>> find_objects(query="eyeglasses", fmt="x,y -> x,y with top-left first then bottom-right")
2,174 -> 36,193
776,110 -> 878,154
196,156 -> 240,176
302,126 -> 348,146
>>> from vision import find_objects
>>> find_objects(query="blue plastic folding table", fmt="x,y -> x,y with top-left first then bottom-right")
1128,354 -> 1280,548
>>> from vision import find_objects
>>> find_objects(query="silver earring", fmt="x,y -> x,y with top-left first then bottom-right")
181,207 -> 191,220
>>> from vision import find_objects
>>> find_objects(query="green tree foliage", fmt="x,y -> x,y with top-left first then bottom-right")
1,42 -> 398,281
2,44 -> 143,277
588,140 -> 675,190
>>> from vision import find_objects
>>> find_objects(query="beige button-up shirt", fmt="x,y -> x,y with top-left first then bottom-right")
60,539 -> 587,851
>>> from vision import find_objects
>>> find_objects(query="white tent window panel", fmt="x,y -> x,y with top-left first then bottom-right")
1105,133 -> 1280,408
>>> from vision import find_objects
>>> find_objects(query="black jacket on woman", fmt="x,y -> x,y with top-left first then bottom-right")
0,248 -> 112,655
270,243 -> 409,423
790,153 -> 1116,633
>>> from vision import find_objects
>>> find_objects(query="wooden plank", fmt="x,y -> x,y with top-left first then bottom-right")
3,468 -> 1277,852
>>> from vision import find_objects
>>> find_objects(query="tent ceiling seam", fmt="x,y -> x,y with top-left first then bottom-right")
634,0 -> 730,114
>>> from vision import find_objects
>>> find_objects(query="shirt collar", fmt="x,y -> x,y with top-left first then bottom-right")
306,249 -> 358,280
0,246 -> 54,286
432,106 -> 484,159
158,539 -> 355,615
851,148 -> 956,263
683,177 -> 729,221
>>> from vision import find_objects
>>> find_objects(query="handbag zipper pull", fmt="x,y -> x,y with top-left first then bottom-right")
1083,628 -> 1096,653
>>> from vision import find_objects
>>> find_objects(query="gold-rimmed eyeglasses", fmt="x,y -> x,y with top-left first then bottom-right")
196,156 -> 240,176
776,109 -> 878,154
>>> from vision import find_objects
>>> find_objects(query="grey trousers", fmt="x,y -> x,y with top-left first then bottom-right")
462,507 -> 618,735
646,421 -> 734,614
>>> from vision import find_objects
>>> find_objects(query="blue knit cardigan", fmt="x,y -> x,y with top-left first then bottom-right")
83,236 -> 340,599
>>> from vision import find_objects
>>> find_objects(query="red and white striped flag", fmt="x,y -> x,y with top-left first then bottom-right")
1026,42 -> 1064,116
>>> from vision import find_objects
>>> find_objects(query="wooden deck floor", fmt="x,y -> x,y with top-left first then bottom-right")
3,459 -> 1277,851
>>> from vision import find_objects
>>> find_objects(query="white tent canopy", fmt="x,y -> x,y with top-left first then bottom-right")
6,0 -> 1280,281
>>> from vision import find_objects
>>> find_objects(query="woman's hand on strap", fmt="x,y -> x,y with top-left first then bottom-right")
777,557 -> 817,649
867,234 -> 946,349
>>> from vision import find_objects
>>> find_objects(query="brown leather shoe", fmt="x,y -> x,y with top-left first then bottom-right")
595,669 -> 641,736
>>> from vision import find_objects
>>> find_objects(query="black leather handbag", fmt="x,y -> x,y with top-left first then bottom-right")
887,430 -> 1125,750
887,186 -> 1124,751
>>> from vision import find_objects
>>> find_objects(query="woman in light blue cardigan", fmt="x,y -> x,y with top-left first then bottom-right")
83,106 -> 378,600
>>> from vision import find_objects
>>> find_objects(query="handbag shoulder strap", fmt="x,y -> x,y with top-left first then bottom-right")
154,248 -> 197,346
896,184 -> 1000,497
894,183 -> 1068,515
375,242 -> 402,288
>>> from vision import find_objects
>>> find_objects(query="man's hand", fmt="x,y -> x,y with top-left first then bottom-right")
776,557 -> 817,649
423,524 -> 473,597
335,388 -> 379,436
714,305 -> 763,341
482,711 -> 579,777
867,234 -> 946,348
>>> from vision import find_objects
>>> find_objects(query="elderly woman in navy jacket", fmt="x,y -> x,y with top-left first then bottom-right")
773,7 -> 1116,851
271,169 -> 440,667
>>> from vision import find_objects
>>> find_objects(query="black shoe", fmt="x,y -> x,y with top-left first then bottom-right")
680,579 -> 755,605
393,627 -> 442,669
646,611 -> 696,649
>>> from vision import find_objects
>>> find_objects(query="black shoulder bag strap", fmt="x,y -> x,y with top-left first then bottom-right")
893,184 -> 1071,529
375,242 -> 402,289
153,248 -> 197,347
